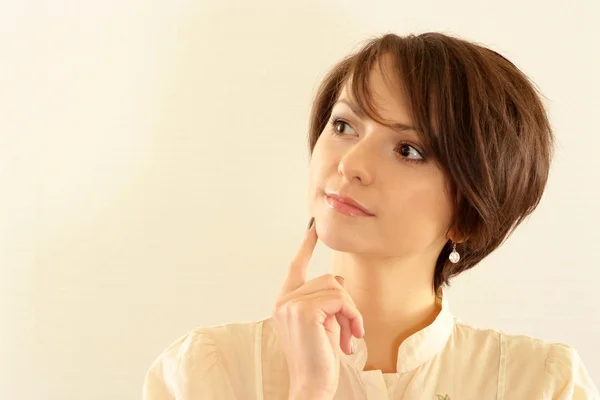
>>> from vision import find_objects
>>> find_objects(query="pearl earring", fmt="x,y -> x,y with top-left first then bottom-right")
449,242 -> 460,264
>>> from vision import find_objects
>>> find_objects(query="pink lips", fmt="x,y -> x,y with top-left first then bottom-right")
325,193 -> 374,217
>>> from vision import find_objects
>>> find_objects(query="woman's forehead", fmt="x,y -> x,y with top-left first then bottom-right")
337,73 -> 415,129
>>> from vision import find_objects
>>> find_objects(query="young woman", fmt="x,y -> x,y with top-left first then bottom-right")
143,32 -> 598,399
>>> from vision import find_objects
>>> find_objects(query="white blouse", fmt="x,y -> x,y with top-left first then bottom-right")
143,296 -> 598,399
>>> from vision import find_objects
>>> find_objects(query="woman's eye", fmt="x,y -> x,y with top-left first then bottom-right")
331,119 -> 356,135
330,117 -> 425,163
397,143 -> 424,160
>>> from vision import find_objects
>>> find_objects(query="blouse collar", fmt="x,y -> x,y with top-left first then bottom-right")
336,290 -> 455,374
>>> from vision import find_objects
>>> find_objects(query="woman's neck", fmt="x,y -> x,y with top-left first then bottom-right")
330,251 -> 440,372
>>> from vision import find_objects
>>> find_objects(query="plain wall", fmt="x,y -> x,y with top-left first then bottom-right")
1,0 -> 599,398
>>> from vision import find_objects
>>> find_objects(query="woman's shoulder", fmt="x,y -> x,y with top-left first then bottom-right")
454,318 -> 580,360
143,317 -> 276,399
452,320 -> 598,397
155,317 -> 272,363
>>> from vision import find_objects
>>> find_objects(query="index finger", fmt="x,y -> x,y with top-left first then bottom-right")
280,217 -> 318,294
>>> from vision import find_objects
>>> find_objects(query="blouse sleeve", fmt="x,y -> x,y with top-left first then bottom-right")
142,329 -> 235,399
545,343 -> 599,399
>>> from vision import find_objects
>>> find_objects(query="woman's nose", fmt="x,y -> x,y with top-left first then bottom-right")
337,141 -> 377,186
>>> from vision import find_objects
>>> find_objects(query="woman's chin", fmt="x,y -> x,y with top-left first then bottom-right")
315,220 -> 368,253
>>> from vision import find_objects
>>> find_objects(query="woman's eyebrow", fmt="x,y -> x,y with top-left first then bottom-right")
334,98 -> 418,133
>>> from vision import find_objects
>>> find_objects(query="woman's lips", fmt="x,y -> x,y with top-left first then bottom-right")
325,193 -> 374,217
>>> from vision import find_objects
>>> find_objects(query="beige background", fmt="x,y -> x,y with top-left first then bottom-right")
1,0 -> 599,399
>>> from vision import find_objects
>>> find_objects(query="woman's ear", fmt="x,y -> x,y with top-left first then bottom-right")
446,226 -> 468,244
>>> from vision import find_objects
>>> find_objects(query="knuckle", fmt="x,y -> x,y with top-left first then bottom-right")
272,298 -> 291,318
323,273 -> 338,287
274,295 -> 287,308
289,300 -> 309,317
329,286 -> 347,300
280,299 -> 299,316
331,287 -> 345,300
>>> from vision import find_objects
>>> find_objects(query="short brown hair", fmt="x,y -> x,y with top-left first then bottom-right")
307,33 -> 554,291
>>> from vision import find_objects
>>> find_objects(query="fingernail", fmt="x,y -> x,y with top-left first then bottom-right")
306,217 -> 314,230
351,339 -> 355,354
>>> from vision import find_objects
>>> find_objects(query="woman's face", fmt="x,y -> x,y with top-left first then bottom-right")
308,60 -> 454,259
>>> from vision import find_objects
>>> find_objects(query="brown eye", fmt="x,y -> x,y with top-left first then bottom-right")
331,118 -> 356,135
399,144 -> 411,157
396,143 -> 424,160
